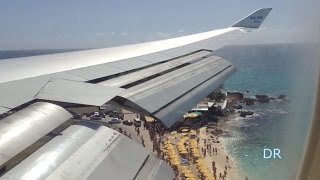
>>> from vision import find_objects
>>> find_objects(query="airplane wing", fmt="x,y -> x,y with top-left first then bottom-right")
0,8 -> 272,180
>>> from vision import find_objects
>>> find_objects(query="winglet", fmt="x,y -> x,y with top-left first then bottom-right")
231,8 -> 272,28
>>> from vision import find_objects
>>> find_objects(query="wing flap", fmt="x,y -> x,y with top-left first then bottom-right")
35,79 -> 124,106
2,124 -> 174,180
115,55 -> 236,127
154,65 -> 236,127
0,102 -> 71,167
99,50 -> 212,87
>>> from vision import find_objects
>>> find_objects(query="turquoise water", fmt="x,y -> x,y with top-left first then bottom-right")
216,44 -> 319,180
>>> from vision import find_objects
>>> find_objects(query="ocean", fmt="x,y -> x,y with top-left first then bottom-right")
216,44 -> 319,180
0,44 -> 319,180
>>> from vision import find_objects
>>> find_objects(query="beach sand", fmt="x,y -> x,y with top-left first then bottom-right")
198,127 -> 241,180
116,111 -> 244,179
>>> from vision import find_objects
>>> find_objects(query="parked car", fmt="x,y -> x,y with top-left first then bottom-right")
133,118 -> 141,127
109,118 -> 121,124
90,114 -> 102,120
122,120 -> 133,126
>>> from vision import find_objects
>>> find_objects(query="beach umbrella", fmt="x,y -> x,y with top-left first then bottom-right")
192,148 -> 199,152
191,144 -> 197,148
186,178 -> 196,180
198,164 -> 208,171
190,130 -> 197,134
197,164 -> 207,171
169,157 -> 179,162
168,151 -> 175,157
193,111 -> 202,115
193,154 -> 200,158
193,151 -> 200,155
200,169 -> 210,175
165,146 -> 174,150
164,143 -> 171,147
182,169 -> 192,174
171,161 -> 179,165
170,156 -> 179,161
177,144 -> 184,147
205,177 -> 215,180
170,131 -> 177,135
184,173 -> 195,178
166,136 -> 174,140
185,113 -> 198,118
179,166 -> 188,171
202,171 -> 211,177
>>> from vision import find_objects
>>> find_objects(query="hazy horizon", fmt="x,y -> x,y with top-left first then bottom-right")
0,1 -> 319,50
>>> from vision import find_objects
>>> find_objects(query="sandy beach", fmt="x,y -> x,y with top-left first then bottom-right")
112,110 -> 244,180
198,127 -> 241,180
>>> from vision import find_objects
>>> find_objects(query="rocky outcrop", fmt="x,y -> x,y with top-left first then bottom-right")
227,92 -> 244,100
232,104 -> 243,109
278,94 -> 289,101
242,98 -> 256,106
226,90 -> 289,110
255,95 -> 270,103
239,110 -> 254,118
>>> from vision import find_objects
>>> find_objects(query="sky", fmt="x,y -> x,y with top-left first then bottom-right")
0,0 -> 319,50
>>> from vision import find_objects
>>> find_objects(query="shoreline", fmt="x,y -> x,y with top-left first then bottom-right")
199,126 -> 242,180
219,133 -> 244,179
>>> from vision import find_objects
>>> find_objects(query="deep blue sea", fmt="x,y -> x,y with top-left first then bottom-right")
216,44 -> 319,180
0,44 -> 319,180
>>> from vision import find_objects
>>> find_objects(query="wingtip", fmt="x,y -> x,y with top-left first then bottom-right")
231,8 -> 272,28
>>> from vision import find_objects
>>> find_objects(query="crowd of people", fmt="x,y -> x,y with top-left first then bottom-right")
115,113 -> 249,180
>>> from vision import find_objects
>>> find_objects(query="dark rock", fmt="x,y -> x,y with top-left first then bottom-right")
255,95 -> 270,103
239,111 -> 254,118
232,104 -> 243,109
278,95 -> 286,99
227,92 -> 244,100
242,98 -> 256,106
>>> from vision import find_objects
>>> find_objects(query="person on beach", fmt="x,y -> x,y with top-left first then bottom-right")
226,155 -> 229,162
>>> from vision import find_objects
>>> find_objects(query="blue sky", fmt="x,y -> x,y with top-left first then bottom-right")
0,0 -> 319,49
